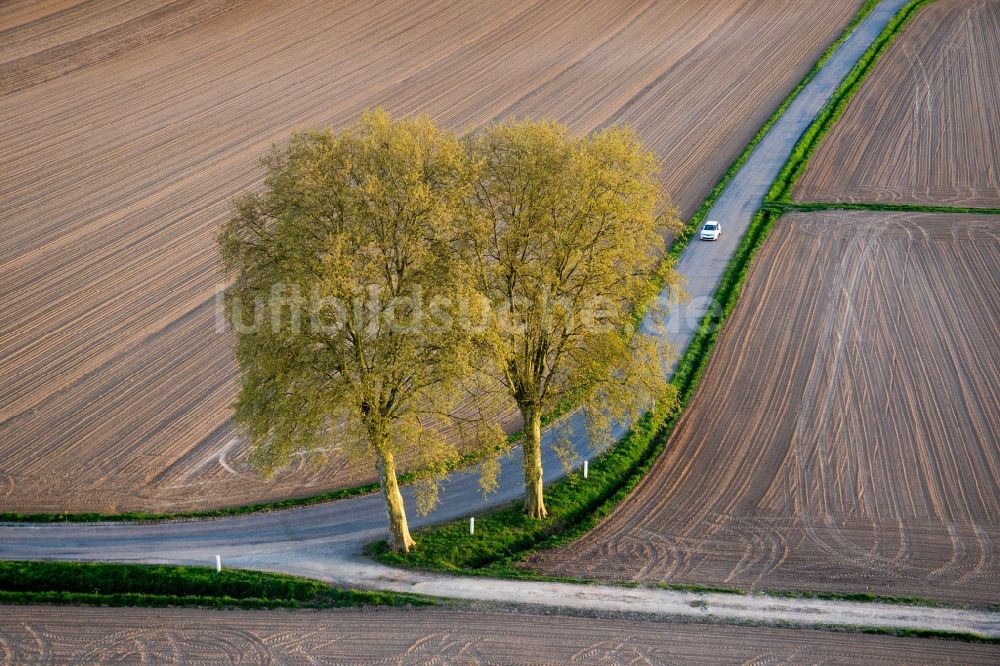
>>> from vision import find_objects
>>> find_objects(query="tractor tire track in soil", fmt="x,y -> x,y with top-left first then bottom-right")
530,211 -> 1000,606
793,0 -> 1000,207
2,605 -> 997,664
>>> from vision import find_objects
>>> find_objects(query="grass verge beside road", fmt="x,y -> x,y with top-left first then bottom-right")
824,625 -> 999,646
0,560 -> 433,610
370,403 -> 675,577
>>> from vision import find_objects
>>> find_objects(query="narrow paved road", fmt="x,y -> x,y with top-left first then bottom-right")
8,0 -> 984,638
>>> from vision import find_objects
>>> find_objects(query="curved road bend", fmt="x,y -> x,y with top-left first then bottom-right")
8,0 -> 989,637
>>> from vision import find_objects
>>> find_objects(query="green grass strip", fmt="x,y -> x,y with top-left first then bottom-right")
814,624 -> 1000,645
0,560 -> 433,610
762,588 -> 1000,613
369,401 -> 675,576
776,200 -> 1000,216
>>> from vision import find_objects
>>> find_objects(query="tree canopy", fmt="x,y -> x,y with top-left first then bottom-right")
219,109 -> 500,551
463,119 -> 681,518
219,110 -> 680,546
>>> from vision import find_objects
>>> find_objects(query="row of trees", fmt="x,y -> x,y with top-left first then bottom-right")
218,109 -> 681,552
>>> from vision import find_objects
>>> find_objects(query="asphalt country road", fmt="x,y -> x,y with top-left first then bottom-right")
8,0 -> 987,638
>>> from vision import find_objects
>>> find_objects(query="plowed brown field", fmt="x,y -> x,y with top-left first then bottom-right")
0,0 -> 864,513
4,605 -> 997,664
531,211 -> 1000,605
794,0 -> 1000,206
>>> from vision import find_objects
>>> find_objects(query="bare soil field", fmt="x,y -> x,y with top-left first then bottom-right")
0,0 -> 864,513
3,605 -> 996,664
793,0 -> 1000,206
531,211 -> 1000,605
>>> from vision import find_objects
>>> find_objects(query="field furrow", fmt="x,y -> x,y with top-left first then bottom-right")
2,605 -> 997,664
793,0 -> 1000,207
0,0 -> 863,513
530,211 -> 1000,605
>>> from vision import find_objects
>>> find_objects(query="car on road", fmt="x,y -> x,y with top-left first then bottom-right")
700,220 -> 721,241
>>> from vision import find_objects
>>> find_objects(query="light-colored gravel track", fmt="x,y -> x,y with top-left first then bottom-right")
0,0 -> 865,514
2,605 -> 997,664
531,211 -> 1000,605
793,0 -> 1000,206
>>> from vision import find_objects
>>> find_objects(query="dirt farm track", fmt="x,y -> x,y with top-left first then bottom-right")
3,605 -> 998,664
531,211 -> 1000,605
794,0 -> 1000,207
0,0 -> 866,513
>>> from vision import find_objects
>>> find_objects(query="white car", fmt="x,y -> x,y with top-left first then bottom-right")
700,220 -> 721,241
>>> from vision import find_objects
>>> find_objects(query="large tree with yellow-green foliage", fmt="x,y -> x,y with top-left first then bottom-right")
218,109 -> 499,552
463,119 -> 681,519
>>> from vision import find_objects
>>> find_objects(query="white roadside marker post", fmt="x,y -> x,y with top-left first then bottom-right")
216,555 -> 222,573
470,516 -> 475,535
583,460 -> 589,479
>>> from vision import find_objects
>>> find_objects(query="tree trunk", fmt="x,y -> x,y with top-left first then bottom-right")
376,449 -> 415,552
520,403 -> 548,519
